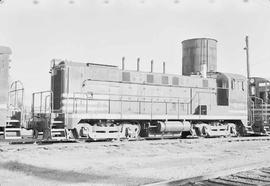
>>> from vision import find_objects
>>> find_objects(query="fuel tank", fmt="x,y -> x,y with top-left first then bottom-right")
157,121 -> 191,133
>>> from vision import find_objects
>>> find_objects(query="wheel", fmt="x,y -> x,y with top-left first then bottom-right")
181,131 -> 190,139
75,123 -> 92,138
67,129 -> 79,139
227,123 -> 237,137
120,122 -> 141,139
201,126 -> 207,136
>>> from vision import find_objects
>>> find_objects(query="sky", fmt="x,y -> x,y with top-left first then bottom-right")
1,0 -> 270,105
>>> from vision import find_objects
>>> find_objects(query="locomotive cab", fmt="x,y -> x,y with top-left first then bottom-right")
215,73 -> 229,106
202,72 -> 248,136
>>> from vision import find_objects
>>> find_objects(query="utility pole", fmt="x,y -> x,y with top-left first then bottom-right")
244,36 -> 250,80
244,36 -> 251,97
244,36 -> 251,127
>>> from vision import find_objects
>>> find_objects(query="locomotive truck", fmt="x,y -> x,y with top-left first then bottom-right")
31,38 -> 249,140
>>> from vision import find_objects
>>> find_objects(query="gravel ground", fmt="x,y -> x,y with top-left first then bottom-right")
1,138 -> 270,186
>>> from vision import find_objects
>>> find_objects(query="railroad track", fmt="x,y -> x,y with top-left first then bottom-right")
196,168 -> 270,186
5,135 -> 270,145
144,135 -> 270,145
145,162 -> 270,186
183,136 -> 270,143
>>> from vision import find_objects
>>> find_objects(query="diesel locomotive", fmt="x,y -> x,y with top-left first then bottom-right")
31,38 -> 250,140
3,38 -> 268,141
248,77 -> 270,134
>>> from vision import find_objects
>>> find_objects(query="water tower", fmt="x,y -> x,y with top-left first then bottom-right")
182,38 -> 217,77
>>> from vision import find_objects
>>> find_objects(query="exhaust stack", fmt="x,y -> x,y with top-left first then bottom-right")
163,62 -> 166,74
122,57 -> 125,70
151,60 -> 154,73
137,58 -> 140,71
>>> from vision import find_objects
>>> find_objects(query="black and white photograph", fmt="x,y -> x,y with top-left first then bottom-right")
1,0 -> 270,185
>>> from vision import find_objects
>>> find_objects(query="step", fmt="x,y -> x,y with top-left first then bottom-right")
4,127 -> 22,139
51,129 -> 66,140
51,120 -> 63,124
6,119 -> 20,123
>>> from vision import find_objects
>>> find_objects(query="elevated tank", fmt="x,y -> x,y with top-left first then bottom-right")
0,46 -> 11,127
182,38 -> 217,77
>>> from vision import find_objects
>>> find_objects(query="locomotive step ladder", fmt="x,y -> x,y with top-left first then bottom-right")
4,119 -> 22,139
0,127 -> 5,138
32,91 -> 67,140
31,118 -> 67,140
51,120 -> 66,140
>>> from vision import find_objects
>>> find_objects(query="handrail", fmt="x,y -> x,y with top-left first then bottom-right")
8,80 -> 24,127
63,91 -> 213,117
249,96 -> 269,124
31,90 -> 54,115
8,80 -> 24,110
65,91 -> 214,105
63,92 -> 188,100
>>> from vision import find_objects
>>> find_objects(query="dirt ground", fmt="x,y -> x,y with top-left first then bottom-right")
1,138 -> 270,186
